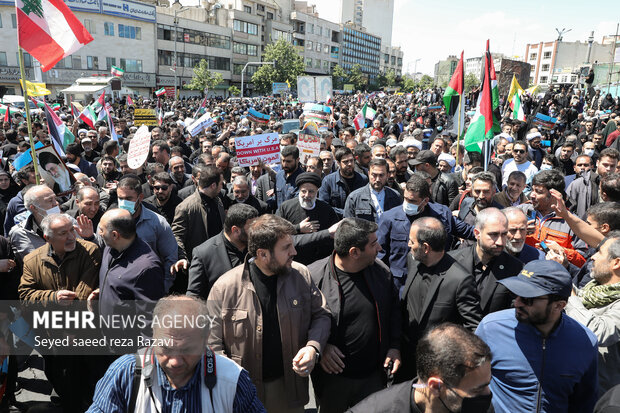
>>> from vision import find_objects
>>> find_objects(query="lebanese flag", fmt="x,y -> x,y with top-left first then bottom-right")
41,98 -> 74,156
353,111 -> 365,131
16,0 -> 93,71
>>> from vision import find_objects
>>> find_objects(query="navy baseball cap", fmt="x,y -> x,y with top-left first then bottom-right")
498,260 -> 572,298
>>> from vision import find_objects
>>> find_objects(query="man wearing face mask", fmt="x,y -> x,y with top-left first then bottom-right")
347,323 -> 493,413
9,185 -> 61,262
377,175 -> 475,291
476,260 -> 599,413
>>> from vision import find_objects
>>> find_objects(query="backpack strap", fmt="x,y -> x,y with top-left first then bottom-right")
128,353 -> 142,413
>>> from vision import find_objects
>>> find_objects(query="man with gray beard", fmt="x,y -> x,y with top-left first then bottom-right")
503,207 -> 545,264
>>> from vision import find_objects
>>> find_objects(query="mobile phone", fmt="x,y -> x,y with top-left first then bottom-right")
540,241 -> 550,253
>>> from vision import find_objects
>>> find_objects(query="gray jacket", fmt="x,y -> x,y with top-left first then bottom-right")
566,295 -> 620,395
9,214 -> 46,264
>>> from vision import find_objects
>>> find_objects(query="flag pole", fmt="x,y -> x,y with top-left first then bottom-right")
17,47 -> 40,184
456,94 -> 462,168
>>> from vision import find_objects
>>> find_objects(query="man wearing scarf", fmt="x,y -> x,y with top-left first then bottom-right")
566,231 -> 620,395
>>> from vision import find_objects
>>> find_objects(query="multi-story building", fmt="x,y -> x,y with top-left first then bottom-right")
434,55 -> 459,86
380,45 -> 403,76
340,23 -> 381,81
525,39 -> 613,87
0,0 -> 157,99
290,1 -> 341,75
156,3 -> 233,98
339,0 -> 393,47
464,53 -> 505,78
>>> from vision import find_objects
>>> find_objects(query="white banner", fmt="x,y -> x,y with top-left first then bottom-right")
235,133 -> 281,167
187,113 -> 214,137
127,125 -> 151,169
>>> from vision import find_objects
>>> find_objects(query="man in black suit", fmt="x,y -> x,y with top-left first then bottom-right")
186,203 -> 259,299
449,208 -> 522,316
400,217 -> 482,382
223,175 -> 268,214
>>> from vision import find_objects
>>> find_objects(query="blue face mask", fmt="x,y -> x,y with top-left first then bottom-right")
540,164 -> 553,171
118,199 -> 136,214
403,201 -> 420,216
437,126 -> 443,131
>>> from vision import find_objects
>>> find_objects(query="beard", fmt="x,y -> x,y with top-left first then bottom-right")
411,246 -> 425,262
266,256 -> 291,276
478,239 -> 503,258
591,266 -> 612,285
299,194 -> 316,210
505,239 -> 525,254
516,302 -> 553,326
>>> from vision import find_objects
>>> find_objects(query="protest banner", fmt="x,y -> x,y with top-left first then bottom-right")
297,76 -> 333,103
248,108 -> 270,124
272,82 -> 290,95
302,103 -> 332,125
532,113 -> 557,130
235,133 -> 280,167
127,125 -> 151,169
187,113 -> 214,137
297,121 -> 321,164
133,109 -> 158,126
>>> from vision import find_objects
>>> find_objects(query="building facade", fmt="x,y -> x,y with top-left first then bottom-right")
0,0 -> 157,100
434,55 -> 458,86
340,23 -> 381,80
339,0 -> 393,47
380,45 -> 403,76
525,39 -> 613,87
291,2 -> 341,75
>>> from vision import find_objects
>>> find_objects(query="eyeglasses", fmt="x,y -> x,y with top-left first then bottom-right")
153,185 -> 169,191
512,149 -> 526,154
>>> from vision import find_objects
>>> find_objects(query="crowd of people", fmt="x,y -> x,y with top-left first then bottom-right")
0,84 -> 619,413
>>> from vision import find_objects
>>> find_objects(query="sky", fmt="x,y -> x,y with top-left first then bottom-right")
308,0 -> 620,75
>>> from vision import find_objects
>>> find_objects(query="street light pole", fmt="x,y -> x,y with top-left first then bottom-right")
240,61 -> 275,98
173,6 -> 190,101
414,58 -> 421,82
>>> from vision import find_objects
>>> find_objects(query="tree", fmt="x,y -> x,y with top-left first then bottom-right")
251,38 -> 304,94
374,73 -> 388,89
185,59 -> 224,92
331,65 -> 348,89
385,70 -> 396,87
401,75 -> 416,92
418,74 -> 434,90
464,73 -> 480,94
348,64 -> 367,91
228,85 -> 240,96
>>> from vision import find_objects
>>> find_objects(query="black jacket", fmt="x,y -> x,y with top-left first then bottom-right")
346,379 -> 419,413
224,193 -> 268,215
186,232 -> 238,299
448,246 -> 522,315
431,171 -> 459,207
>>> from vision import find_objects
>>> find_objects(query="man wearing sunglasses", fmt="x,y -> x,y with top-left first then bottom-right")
476,260 -> 599,413
501,141 -> 538,187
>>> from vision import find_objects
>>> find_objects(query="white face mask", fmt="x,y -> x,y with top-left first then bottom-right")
37,204 -> 60,216
583,149 -> 595,157
540,164 -> 553,171
403,201 -> 420,216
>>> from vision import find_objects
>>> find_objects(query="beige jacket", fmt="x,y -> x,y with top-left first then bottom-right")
207,259 -> 330,408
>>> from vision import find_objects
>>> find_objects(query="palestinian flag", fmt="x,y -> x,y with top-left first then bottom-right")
102,102 -> 118,141
70,102 -> 80,118
15,0 -> 93,71
353,111 -> 365,131
443,51 -> 465,138
42,98 -> 74,156
464,40 -> 501,153
510,91 -> 526,122
91,91 -> 105,114
111,65 -> 124,77
193,96 -> 207,118
361,103 -> 376,120
155,87 -> 166,97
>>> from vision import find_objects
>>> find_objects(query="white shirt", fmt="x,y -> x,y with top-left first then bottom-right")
501,159 -> 538,187
370,186 -> 386,219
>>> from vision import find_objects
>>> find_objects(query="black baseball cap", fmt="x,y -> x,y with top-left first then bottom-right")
408,150 -> 437,167
499,260 -> 572,298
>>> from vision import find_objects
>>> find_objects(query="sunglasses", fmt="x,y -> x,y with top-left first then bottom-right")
153,185 -> 169,191
512,294 -> 550,306
512,149 -> 526,154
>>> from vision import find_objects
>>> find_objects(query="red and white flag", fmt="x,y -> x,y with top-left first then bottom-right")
126,95 -> 134,106
353,111 -> 365,131
16,0 -> 93,71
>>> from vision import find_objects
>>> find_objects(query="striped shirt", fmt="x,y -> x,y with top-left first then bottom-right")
87,354 -> 265,413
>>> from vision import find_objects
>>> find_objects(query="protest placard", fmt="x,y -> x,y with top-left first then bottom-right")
127,125 -> 151,169
297,121 -> 321,164
532,113 -> 557,130
235,133 -> 281,167
133,109 -> 158,126
187,113 -> 214,137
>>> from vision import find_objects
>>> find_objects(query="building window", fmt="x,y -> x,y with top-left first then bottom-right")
307,23 -> 313,34
257,4 -> 264,11
87,56 -> 99,70
106,57 -> 116,68
324,45 -> 329,54
397,57 -> 402,66
316,26 -> 322,36
72,56 -> 81,69
315,59 -> 321,68
384,54 -> 389,63
233,20 -> 258,35
104,22 -> 114,36
244,5 -> 252,13
11,14 -> 17,29
530,53 -> 537,60
233,63 -> 257,75
543,51 -> 552,59
306,40 -> 313,50
391,56 -> 395,65
267,12 -> 273,19
0,14 -> 3,28
323,60 -> 329,71
541,64 -> 550,71
120,58 -> 142,72
0,52 -> 6,66
316,42 -> 321,52
84,19 -> 96,34
118,24 -> 140,39
306,57 -> 312,68
540,76 -> 548,83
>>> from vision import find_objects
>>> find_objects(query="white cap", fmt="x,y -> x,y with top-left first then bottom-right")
526,132 -> 542,142
438,152 -> 456,168
402,139 -> 422,150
